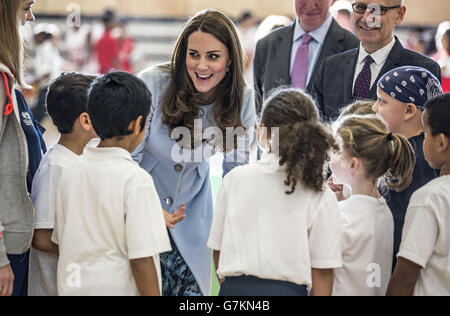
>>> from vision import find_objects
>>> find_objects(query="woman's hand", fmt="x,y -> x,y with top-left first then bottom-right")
0,264 -> 14,296
163,203 -> 186,229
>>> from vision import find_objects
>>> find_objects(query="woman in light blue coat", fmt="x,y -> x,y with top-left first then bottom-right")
134,9 -> 256,296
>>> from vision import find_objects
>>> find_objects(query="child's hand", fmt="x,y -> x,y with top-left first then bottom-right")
163,203 -> 186,229
327,177 -> 346,202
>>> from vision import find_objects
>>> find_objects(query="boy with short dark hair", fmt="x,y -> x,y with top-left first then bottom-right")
52,71 -> 171,296
387,93 -> 450,296
29,72 -> 97,296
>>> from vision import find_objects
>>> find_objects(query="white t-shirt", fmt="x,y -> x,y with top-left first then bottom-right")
398,175 -> 450,296
332,195 -> 394,296
208,153 -> 342,289
29,144 -> 78,296
52,146 -> 171,296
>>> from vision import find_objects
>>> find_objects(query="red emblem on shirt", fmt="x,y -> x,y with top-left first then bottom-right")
2,72 -> 14,116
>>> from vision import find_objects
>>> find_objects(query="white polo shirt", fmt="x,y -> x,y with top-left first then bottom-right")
332,195 -> 394,296
208,153 -> 342,289
29,144 -> 78,296
52,146 -> 171,296
398,175 -> 450,296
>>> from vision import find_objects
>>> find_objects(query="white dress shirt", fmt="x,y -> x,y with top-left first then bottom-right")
352,37 -> 396,94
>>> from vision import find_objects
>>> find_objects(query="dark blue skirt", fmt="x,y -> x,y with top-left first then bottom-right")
218,275 -> 308,296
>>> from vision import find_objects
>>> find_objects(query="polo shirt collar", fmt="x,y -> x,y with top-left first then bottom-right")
258,152 -> 283,173
84,146 -> 133,161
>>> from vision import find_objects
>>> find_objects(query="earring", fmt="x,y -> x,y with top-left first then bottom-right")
226,66 -> 230,73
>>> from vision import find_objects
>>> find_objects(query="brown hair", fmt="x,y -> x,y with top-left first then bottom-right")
262,88 -> 339,194
338,100 -> 376,120
0,0 -> 26,86
335,115 -> 415,192
161,9 -> 246,151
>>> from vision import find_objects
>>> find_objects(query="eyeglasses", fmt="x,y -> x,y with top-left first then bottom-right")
351,2 -> 401,15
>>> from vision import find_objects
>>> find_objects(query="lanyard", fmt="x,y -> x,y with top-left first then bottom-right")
2,72 -> 14,116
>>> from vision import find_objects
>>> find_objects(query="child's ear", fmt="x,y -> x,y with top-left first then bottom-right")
404,103 -> 418,121
439,133 -> 449,152
129,116 -> 144,135
79,112 -> 93,131
351,157 -> 361,171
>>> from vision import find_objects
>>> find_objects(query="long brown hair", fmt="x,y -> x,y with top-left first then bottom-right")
161,9 -> 246,150
0,0 -> 26,86
262,88 -> 339,194
335,115 -> 415,192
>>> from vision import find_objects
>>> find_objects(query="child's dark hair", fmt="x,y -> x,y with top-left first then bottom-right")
424,93 -> 450,137
261,88 -> 338,194
335,115 -> 415,192
46,72 -> 97,134
88,71 -> 151,140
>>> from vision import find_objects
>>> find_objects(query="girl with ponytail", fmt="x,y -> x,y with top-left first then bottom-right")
330,114 -> 415,296
208,88 -> 342,296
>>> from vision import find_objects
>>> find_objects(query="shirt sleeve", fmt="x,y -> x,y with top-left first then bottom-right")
31,164 -> 62,229
308,188 -> 343,269
125,181 -> 171,260
0,77 -> 9,267
207,173 -> 231,251
222,88 -> 256,177
397,204 -> 438,268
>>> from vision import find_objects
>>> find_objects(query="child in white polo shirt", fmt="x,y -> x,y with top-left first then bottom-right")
208,89 -> 342,296
29,73 -> 97,296
387,93 -> 450,296
52,72 -> 171,296
330,115 -> 415,296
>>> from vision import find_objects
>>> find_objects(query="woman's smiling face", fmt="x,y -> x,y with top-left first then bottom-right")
186,30 -> 231,102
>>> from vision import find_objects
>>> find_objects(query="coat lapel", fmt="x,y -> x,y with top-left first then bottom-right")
344,48 -> 360,102
274,22 -> 295,86
369,37 -> 403,97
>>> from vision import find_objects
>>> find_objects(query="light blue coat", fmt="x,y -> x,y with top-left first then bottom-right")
134,66 -> 256,295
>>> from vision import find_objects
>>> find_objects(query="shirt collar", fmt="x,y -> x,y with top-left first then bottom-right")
258,152 -> 284,173
84,146 -> 134,161
358,37 -> 396,66
293,14 -> 333,44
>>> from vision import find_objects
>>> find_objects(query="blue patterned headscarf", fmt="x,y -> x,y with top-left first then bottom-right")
377,66 -> 443,110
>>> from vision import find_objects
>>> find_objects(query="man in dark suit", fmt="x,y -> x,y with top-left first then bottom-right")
254,0 -> 359,116
311,0 -> 442,121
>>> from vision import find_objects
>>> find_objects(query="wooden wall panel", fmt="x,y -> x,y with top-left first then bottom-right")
32,0 -> 450,25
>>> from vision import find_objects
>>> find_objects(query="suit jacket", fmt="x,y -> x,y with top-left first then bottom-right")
310,37 -> 443,122
253,18 -> 359,116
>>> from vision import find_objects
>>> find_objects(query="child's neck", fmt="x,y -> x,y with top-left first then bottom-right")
58,134 -> 90,156
398,118 -> 423,139
349,178 -> 381,199
97,138 -> 134,153
440,164 -> 450,176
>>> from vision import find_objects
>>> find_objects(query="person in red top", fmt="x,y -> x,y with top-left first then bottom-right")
95,10 -> 119,74
441,29 -> 450,93
117,19 -> 135,74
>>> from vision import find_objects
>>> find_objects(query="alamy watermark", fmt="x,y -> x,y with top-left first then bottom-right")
66,3 -> 81,28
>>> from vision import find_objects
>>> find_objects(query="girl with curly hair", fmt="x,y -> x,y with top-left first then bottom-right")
208,88 -> 342,296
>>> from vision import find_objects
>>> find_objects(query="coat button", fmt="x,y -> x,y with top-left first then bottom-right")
165,197 -> 173,206
175,164 -> 183,172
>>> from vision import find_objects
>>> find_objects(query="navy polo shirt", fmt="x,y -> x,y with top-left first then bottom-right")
386,133 -> 439,269
15,89 -> 46,192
